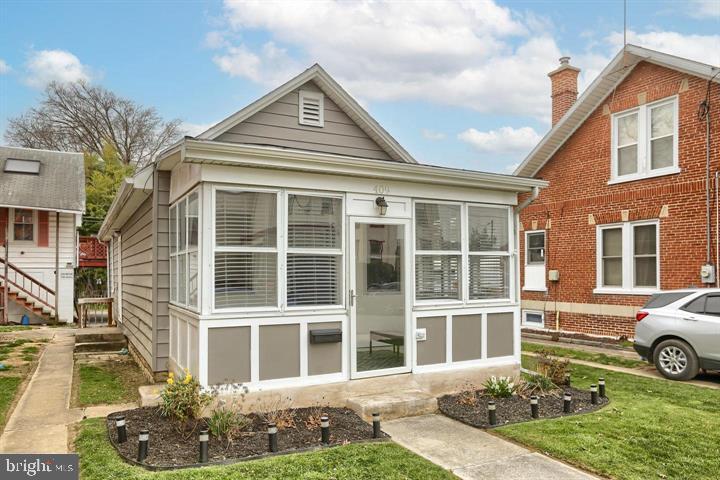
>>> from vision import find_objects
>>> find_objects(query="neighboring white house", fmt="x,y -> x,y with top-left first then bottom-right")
99,65 -> 546,402
0,146 -> 85,324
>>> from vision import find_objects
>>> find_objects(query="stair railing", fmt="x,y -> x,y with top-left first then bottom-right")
0,256 -> 56,315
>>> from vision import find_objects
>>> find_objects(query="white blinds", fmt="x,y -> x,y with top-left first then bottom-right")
415,255 -> 460,300
215,191 -> 278,309
215,191 -> 277,247
468,206 -> 510,300
415,203 -> 461,250
287,194 -> 342,307
469,255 -> 509,299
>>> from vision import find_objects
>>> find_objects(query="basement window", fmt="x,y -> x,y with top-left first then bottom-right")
4,158 -> 41,174
298,90 -> 324,127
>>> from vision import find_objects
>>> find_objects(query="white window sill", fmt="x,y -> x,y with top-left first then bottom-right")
522,287 -> 547,292
608,167 -> 681,185
593,288 -> 659,296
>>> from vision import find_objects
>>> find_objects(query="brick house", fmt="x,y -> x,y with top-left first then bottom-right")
514,45 -> 720,338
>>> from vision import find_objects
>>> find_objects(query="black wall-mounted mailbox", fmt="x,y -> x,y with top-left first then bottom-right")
309,328 -> 342,344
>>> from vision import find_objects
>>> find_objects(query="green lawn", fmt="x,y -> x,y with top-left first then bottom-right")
0,376 -> 23,431
496,357 -> 720,480
522,341 -> 646,368
76,418 -> 455,480
77,363 -> 140,406
0,325 -> 32,333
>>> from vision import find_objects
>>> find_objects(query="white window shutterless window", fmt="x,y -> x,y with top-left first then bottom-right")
414,202 -> 462,301
286,193 -> 343,307
611,97 -> 678,183
169,190 -> 199,310
214,190 -> 279,310
596,221 -> 659,294
467,206 -> 510,300
13,209 -> 34,241
523,230 -> 546,291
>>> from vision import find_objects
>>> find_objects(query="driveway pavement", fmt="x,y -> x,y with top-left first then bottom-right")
384,414 -> 597,480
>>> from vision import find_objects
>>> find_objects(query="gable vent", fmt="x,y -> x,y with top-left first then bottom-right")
299,90 -> 324,127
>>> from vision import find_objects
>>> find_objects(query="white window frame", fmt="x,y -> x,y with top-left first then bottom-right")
169,188 -> 201,312
211,186 -> 345,314
595,219 -> 660,295
298,90 -> 324,127
413,200 -> 464,306
11,208 -> 36,244
412,200 -> 514,306
521,309 -> 545,328
525,230 -> 546,266
466,204 -> 513,304
284,190 -> 345,311
610,96 -> 679,184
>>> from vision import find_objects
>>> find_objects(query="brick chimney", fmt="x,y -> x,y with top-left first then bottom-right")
548,56 -> 580,126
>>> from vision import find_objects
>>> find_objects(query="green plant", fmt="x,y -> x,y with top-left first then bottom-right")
207,400 -> 251,447
482,376 -> 517,398
159,369 -> 212,426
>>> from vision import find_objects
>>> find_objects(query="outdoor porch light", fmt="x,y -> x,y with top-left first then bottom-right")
375,196 -> 388,216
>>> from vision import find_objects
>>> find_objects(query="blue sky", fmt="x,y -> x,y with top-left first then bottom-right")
1,0 -> 718,173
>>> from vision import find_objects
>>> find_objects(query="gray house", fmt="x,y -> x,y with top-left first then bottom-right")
99,65 -> 546,404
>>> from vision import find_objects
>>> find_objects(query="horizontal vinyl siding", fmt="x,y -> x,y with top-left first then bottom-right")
153,171 -> 171,371
120,197 -> 154,367
5,211 -> 76,272
216,81 -> 393,161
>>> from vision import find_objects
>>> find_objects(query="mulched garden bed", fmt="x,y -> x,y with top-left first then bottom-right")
106,406 -> 388,469
438,387 -> 609,429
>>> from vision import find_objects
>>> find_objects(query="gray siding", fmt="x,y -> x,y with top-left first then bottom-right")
152,171 -> 171,371
217,81 -> 393,161
120,197 -> 154,368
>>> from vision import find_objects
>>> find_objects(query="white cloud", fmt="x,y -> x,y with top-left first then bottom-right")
24,49 -> 90,89
0,59 -> 10,74
422,129 -> 446,141
686,0 -> 720,18
204,31 -> 230,49
458,126 -> 541,155
606,30 -> 720,66
213,0 -> 560,119
181,121 -> 217,136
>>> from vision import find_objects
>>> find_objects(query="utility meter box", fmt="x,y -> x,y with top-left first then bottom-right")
701,263 -> 716,284
548,270 -> 560,282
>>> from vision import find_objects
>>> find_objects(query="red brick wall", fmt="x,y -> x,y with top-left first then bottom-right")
550,66 -> 579,125
520,61 -> 720,338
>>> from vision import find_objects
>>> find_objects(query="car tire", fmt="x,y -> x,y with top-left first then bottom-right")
653,339 -> 699,381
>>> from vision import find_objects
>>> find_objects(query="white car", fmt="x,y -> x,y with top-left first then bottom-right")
634,289 -> 720,381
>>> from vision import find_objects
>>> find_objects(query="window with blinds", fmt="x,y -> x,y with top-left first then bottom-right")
170,190 -> 200,309
286,194 -> 342,307
215,190 -> 278,309
414,203 -> 461,300
468,206 -> 510,300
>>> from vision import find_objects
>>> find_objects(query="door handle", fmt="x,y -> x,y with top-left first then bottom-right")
349,289 -> 356,307
683,316 -> 698,322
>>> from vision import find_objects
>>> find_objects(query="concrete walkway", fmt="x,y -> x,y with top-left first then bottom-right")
384,415 -> 597,480
0,329 -> 82,453
523,336 -> 639,359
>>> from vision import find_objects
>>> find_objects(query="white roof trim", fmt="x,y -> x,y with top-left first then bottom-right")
196,64 -> 418,164
514,44 -> 720,178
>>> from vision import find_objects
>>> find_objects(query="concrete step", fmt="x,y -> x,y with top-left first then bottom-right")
74,340 -> 127,353
346,389 -> 437,422
75,327 -> 124,344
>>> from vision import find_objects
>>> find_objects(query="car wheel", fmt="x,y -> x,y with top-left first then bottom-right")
653,339 -> 699,381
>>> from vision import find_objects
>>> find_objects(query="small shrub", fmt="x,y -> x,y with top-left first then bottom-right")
482,376 -> 517,398
207,400 -> 251,447
159,369 -> 212,426
456,382 -> 481,407
535,350 -> 571,385
255,395 -> 296,430
518,373 -> 559,398
304,398 -> 328,429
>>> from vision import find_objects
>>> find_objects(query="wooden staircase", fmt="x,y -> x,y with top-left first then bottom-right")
0,257 -> 57,323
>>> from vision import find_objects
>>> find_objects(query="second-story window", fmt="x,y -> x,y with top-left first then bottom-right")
13,209 -> 34,241
611,96 -> 678,183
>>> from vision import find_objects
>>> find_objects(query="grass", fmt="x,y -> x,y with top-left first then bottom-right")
496,356 -> 720,480
77,363 -> 140,406
522,341 -> 646,368
0,376 -> 23,431
0,325 -> 32,332
76,418 -> 455,480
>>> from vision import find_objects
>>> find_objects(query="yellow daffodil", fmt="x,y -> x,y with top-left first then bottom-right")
167,377 -> 174,385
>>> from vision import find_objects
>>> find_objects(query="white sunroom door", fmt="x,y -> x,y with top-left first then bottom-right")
349,217 -> 411,379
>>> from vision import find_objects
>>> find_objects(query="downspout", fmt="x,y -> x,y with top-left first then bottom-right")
516,186 -> 540,213
55,212 -> 60,324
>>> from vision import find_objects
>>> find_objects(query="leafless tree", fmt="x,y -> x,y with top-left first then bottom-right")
5,81 -> 183,166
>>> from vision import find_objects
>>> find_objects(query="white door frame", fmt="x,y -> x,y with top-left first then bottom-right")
348,216 -> 412,379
